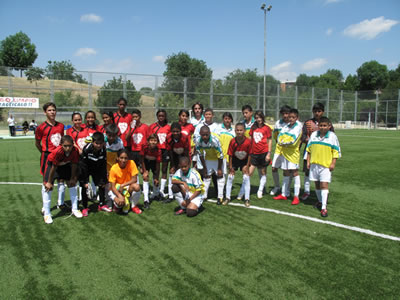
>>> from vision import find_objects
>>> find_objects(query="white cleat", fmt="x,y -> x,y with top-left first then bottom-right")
269,187 -> 280,196
257,191 -> 263,199
44,215 -> 53,224
72,209 -> 83,219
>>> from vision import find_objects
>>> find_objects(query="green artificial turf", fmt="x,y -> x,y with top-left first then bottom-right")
0,130 -> 399,299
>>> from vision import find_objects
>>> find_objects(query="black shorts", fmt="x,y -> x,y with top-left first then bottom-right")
161,149 -> 170,163
232,157 -> 247,171
130,151 -> 142,168
170,153 -> 186,170
40,151 -> 50,175
79,160 -> 108,186
144,159 -> 158,174
44,162 -> 76,183
250,153 -> 269,168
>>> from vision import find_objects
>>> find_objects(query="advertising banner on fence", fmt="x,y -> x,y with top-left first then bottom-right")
0,97 -> 39,108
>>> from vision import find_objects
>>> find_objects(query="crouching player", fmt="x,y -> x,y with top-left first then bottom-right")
42,135 -> 82,224
171,156 -> 205,217
79,132 -> 110,216
108,149 -> 142,215
306,117 -> 341,217
225,123 -> 252,207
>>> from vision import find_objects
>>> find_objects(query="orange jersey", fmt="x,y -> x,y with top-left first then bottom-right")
109,160 -> 138,185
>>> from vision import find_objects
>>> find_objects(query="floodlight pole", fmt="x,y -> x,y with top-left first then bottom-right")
261,4 -> 272,115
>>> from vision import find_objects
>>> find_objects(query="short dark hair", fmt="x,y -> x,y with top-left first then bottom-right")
118,97 -> 127,105
43,102 -> 56,112
131,109 -> 141,117
105,123 -> 119,135
280,105 -> 291,114
289,108 -> 299,116
200,125 -> 210,133
222,112 -> 233,121
179,109 -> 190,117
92,132 -> 105,143
147,133 -> 159,142
102,111 -> 114,123
319,116 -> 331,124
179,156 -> 190,165
170,122 -> 181,131
117,148 -> 129,157
85,110 -> 96,120
242,105 -> 253,112
235,122 -> 245,129
204,108 -> 214,114
191,102 -> 204,112
71,112 -> 82,121
312,102 -> 325,112
156,109 -> 168,123
61,135 -> 73,144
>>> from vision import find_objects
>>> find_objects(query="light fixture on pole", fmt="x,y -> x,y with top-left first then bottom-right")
260,3 -> 272,115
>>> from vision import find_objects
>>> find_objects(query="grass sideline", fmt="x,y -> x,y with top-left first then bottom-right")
0,129 -> 399,299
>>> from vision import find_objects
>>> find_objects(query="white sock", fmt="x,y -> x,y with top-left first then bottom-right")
57,182 -> 65,205
304,176 -> 310,193
91,180 -> 96,196
316,189 -> 322,202
282,176 -> 290,197
243,174 -> 251,200
258,175 -> 266,193
168,175 -> 173,198
69,186 -> 78,210
321,190 -> 329,210
42,185 -> 52,216
294,175 -> 301,197
238,182 -> 245,197
226,174 -> 234,199
174,192 -> 185,208
143,181 -> 149,202
160,178 -> 167,196
130,190 -> 141,207
203,178 -> 211,199
217,176 -> 225,199
272,171 -> 280,188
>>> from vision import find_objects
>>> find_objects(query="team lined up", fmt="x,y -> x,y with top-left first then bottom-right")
35,98 -> 341,223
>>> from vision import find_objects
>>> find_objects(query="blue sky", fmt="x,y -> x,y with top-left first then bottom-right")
1,0 -> 399,84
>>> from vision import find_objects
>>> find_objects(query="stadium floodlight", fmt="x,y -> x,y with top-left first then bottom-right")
260,3 -> 272,115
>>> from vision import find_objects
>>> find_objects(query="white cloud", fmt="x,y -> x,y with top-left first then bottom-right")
152,55 -> 165,63
343,16 -> 399,40
80,13 -> 103,23
270,61 -> 297,82
75,48 -> 97,57
301,58 -> 327,71
326,28 -> 333,36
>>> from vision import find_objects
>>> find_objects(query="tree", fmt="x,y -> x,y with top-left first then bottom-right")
25,67 -> 45,94
343,74 -> 359,91
54,90 -> 84,111
357,60 -> 389,91
96,76 -> 141,112
45,60 -> 88,84
0,31 -> 38,76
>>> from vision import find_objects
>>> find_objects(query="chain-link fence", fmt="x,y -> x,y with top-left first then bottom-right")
1,66 -> 399,130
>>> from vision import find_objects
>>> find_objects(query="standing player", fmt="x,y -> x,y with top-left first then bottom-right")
35,102 -> 66,211
190,102 -> 205,129
105,124 -> 125,173
270,105 -> 291,196
171,156 -> 205,217
248,111 -> 272,199
149,109 -> 171,199
273,109 -> 303,205
99,111 -> 114,134
67,112 -> 87,153
178,109 -> 195,144
241,105 -> 255,138
225,123 -> 252,207
42,135 -> 83,223
195,126 -> 225,204
83,110 -> 100,136
113,97 -> 133,150
125,109 -> 149,170
306,117 -> 341,217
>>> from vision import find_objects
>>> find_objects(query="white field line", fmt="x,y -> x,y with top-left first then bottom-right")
1,182 -> 399,242
207,200 -> 400,242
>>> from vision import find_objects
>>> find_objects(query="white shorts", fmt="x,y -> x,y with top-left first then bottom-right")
197,159 -> 220,176
272,154 -> 285,169
309,164 -> 331,182
190,194 -> 204,209
281,157 -> 299,170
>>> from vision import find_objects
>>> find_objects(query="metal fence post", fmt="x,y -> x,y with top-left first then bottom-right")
209,79 -> 213,108
339,90 -> 343,123
374,91 -> 378,129
88,72 -> 93,110
397,89 -> 400,130
311,87 -> 314,118
326,88 -> 330,117
295,86 -> 298,109
50,79 -> 54,102
257,83 -> 260,110
276,84 -> 280,121
385,101 -> 388,128
234,81 -> 238,123
8,70 -> 13,97
154,76 -> 159,113
123,74 -> 127,99
183,78 -> 187,108
354,91 -> 358,122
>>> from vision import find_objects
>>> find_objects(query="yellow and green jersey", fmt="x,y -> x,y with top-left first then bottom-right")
306,131 -> 341,168
277,121 -> 303,164
217,124 -> 235,161
172,168 -> 205,195
195,133 -> 224,161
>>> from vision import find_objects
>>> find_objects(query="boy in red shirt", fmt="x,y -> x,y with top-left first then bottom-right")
113,97 -> 133,149
42,135 -> 83,224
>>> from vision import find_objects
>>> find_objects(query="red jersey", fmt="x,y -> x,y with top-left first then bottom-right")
180,122 -> 195,142
48,145 -> 79,166
129,123 -> 149,152
140,144 -> 162,162
166,133 -> 190,155
114,112 -> 133,147
249,125 -> 272,154
35,121 -> 65,153
82,124 -> 100,136
228,137 -> 252,160
66,126 -> 87,151
149,122 -> 171,150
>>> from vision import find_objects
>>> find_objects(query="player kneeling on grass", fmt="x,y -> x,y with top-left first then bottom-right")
108,149 -> 142,215
42,135 -> 82,224
172,156 -> 205,217
79,132 -> 110,217
306,117 -> 341,217
225,123 -> 252,207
